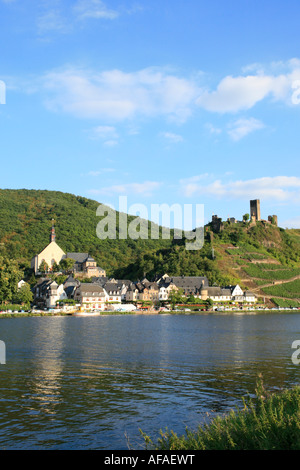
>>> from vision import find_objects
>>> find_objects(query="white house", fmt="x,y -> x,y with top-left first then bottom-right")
231,285 -> 245,302
103,282 -> 122,303
158,282 -> 177,301
46,283 -> 68,309
244,291 -> 257,303
34,279 -> 67,308
74,283 -> 107,310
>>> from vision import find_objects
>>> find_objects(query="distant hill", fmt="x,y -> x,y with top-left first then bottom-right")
0,189 -> 300,306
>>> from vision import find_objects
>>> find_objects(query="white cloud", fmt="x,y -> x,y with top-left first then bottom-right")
36,0 -> 120,35
180,176 -> 300,202
88,125 -> 119,145
89,181 -> 162,196
227,117 -> 265,141
205,123 -> 222,135
196,60 -> 300,113
103,140 -> 118,147
37,9 -> 70,35
39,66 -> 199,122
86,168 -> 115,176
73,0 -> 119,20
161,132 -> 184,143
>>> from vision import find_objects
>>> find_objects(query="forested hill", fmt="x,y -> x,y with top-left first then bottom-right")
0,188 -> 173,277
1,189 -> 300,298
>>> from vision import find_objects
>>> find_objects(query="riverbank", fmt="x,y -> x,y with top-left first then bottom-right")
140,380 -> 300,450
1,308 -> 300,318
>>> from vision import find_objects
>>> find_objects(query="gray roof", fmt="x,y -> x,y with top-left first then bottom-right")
64,275 -> 80,287
34,279 -> 58,296
86,255 -> 96,262
220,288 -> 232,296
114,279 -> 132,287
104,282 -> 122,293
67,252 -> 89,263
64,285 -> 77,298
92,277 -> 108,285
164,276 -> 209,288
142,281 -> 159,291
163,276 -> 209,295
77,283 -> 105,294
206,287 -> 222,296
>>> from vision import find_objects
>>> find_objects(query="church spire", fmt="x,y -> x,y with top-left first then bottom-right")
50,219 -> 56,243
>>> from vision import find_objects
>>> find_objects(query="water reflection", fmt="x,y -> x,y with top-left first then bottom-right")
0,313 -> 299,449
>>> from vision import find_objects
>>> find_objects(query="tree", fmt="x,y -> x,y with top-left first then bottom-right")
0,257 -> 23,303
39,260 -> 49,274
51,261 -> 60,272
14,282 -> 33,306
59,257 -> 75,273
187,295 -> 197,304
243,213 -> 250,223
169,288 -> 185,308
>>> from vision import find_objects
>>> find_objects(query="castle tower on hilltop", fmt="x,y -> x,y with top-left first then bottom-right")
250,199 -> 261,222
268,215 -> 278,226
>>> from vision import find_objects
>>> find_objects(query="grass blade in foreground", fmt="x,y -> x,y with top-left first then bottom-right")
140,378 -> 300,450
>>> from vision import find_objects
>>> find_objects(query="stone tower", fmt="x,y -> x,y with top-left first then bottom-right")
50,219 -> 56,243
250,199 -> 261,222
268,215 -> 278,226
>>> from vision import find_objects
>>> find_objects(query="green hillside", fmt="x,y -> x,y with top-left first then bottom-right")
207,221 -> 300,306
1,189 -> 300,306
0,189 -> 172,277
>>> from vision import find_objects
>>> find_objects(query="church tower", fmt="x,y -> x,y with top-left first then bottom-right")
31,220 -> 66,274
50,220 -> 56,243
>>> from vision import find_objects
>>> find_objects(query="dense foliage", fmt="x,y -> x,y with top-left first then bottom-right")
0,189 -> 299,290
0,189 -> 234,284
0,256 -> 23,303
0,189 -> 172,277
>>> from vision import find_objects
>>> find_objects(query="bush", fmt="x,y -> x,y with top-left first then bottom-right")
140,378 -> 300,450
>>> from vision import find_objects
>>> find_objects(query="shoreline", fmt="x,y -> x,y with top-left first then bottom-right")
0,308 -> 300,318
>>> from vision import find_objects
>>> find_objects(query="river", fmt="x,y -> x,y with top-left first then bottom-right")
0,313 -> 299,449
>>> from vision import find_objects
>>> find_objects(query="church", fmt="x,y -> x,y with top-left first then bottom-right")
31,223 -> 106,278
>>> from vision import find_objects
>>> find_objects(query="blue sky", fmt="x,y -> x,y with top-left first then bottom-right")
1,0 -> 300,229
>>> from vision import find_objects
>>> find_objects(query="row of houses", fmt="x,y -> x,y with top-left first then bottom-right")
33,274 -> 257,310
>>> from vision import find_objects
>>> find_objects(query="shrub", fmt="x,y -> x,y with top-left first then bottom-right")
140,378 -> 300,450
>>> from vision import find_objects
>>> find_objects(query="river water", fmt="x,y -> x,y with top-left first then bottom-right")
0,313 -> 299,449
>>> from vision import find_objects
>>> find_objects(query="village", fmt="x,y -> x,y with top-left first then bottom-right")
28,222 -> 259,314
32,272 -> 258,313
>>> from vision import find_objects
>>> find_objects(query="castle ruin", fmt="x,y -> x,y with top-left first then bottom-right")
250,199 -> 261,222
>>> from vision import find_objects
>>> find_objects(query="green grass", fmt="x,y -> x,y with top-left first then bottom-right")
272,298 -> 300,308
244,265 -> 300,281
262,279 -> 300,299
140,379 -> 300,450
0,312 -> 71,318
